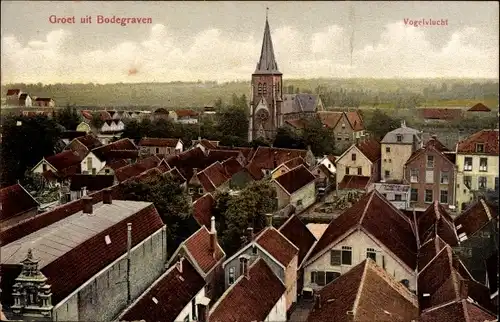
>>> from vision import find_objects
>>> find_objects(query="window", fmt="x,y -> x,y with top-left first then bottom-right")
337,136 -> 342,141
344,135 -> 350,141
386,147 -> 391,153
357,167 -> 362,175
188,187 -> 194,194
395,194 -> 402,201
330,250 -> 341,266
92,168 -> 96,175
252,245 -> 258,255
346,167 -> 350,175
479,158 -> 488,172
258,83 -> 262,94
410,169 -> 419,183
440,190 -> 448,204
87,157 -> 93,171
198,188 -> 204,194
396,135 -> 402,142
297,199 -> 303,206
228,267 -> 235,285
317,169 -> 321,175
410,188 -> 418,202
326,272 -> 340,284
425,189 -> 433,203
495,177 -> 499,191
440,171 -> 449,184
476,143 -> 484,153
385,170 -> 390,178
42,163 -> 47,171
426,155 -> 434,168
316,271 -> 326,286
351,153 -> 356,161
155,147 -> 160,154
464,176 -> 472,189
464,157 -> 473,171
328,164 -> 331,169
263,83 -> 267,95
105,169 -> 110,174
478,176 -> 487,189
341,246 -> 352,265
311,271 -> 317,284
341,123 -> 346,128
426,170 -> 434,183
367,248 -> 377,261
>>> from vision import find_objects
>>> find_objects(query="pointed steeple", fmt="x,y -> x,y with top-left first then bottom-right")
255,9 -> 281,74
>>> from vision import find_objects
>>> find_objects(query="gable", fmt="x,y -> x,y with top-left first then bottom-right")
332,113 -> 352,131
337,145 -> 372,166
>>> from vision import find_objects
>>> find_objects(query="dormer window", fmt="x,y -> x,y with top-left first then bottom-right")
396,135 -> 403,142
476,143 -> 485,153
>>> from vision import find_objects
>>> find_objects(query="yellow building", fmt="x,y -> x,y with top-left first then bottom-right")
455,129 -> 499,212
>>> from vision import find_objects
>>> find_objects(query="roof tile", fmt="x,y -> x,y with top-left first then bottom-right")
468,103 -> 491,112
338,175 -> 371,190
0,184 -> 39,222
457,129 -> 499,156
184,226 -> 225,274
278,215 -> 316,267
138,138 -> 181,148
256,227 -> 298,267
192,194 -> 215,228
274,165 -> 315,195
455,199 -> 498,237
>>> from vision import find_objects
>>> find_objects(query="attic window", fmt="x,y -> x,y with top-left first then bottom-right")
396,135 -> 403,142
456,224 -> 463,230
476,143 -> 485,153
105,235 -> 111,245
458,232 -> 468,242
178,275 -> 185,282
341,123 -> 346,128
152,297 -> 158,304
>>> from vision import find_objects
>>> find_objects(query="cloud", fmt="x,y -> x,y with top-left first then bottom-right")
1,22 -> 498,83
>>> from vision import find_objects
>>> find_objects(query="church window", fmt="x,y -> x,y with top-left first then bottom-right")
263,83 -> 267,95
258,83 -> 263,94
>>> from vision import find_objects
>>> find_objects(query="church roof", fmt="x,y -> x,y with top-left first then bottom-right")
254,17 -> 281,75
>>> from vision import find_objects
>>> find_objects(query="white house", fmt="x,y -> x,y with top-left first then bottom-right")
100,120 -> 125,133
118,258 -> 208,322
80,151 -> 106,175
209,258 -> 287,322
316,155 -> 336,175
302,190 -> 418,293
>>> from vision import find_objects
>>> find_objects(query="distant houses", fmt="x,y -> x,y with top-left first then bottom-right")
5,88 -> 53,107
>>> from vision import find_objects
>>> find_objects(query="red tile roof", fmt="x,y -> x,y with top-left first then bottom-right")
0,184 -> 39,222
105,159 -> 130,170
274,165 -> 316,195
338,175 -> 371,190
120,259 -> 205,322
420,299 -> 496,322
356,138 -> 381,163
283,156 -> 306,169
74,134 -> 103,150
105,149 -> 139,161
175,109 -> 199,117
417,201 -> 459,247
45,150 -> 85,172
456,129 -> 499,156
327,155 -> 337,164
206,149 -> 244,165
317,111 -> 343,128
307,259 -> 419,322
468,103 -> 491,112
417,236 -> 448,271
417,245 -> 494,311
115,155 -> 161,182
454,199 -> 498,237
124,167 -> 162,184
166,147 -> 211,180
209,258 -> 285,322
221,158 -> 244,177
157,160 -> 171,173
255,227 -> 299,267
81,110 -> 93,120
248,146 -> 310,177
278,215 -> 316,267
193,139 -> 218,150
184,226 -> 225,274
197,162 -> 230,192
405,138 -> 455,167
192,194 -> 215,228
216,146 -> 255,160
6,89 -> 20,96
420,108 -> 463,120
307,191 -> 417,269
165,167 -> 187,183
91,138 -> 137,161
41,203 -> 164,304
138,137 -> 181,147
345,111 -> 364,131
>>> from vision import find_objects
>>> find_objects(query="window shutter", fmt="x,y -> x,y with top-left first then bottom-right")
330,250 -> 341,266
317,272 -> 326,286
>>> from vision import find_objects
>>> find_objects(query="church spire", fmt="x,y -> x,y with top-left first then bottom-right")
255,8 -> 281,74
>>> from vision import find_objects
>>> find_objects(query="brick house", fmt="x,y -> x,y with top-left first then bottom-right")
404,136 -> 458,211
317,110 -> 365,152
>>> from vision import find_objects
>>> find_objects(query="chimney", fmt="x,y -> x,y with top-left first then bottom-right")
127,223 -> 132,304
239,255 -> 250,279
314,294 -> 321,310
246,227 -> 254,243
209,216 -> 217,257
82,196 -> 93,214
82,186 -> 87,197
266,213 -> 273,227
401,120 -> 406,128
177,256 -> 184,273
198,136 -> 201,141
103,188 -> 112,204
307,145 -> 312,151
197,303 -> 209,322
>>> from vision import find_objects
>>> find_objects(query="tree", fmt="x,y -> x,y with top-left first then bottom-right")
149,118 -> 177,138
217,181 -> 277,256
273,127 -> 306,149
54,104 -> 81,130
300,117 -> 336,155
90,112 -> 105,129
1,115 -> 62,187
365,109 -> 400,141
121,119 -> 145,143
216,105 -> 249,141
120,175 -> 197,254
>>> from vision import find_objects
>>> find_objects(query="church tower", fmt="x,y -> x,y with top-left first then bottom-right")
248,10 -> 283,142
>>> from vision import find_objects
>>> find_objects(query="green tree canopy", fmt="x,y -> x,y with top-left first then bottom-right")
1,115 -> 62,187
273,127 -> 306,150
300,116 -> 336,155
90,112 -> 105,129
365,109 -> 400,141
54,104 -> 81,130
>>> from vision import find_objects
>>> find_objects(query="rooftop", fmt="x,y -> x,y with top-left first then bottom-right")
255,226 -> 299,267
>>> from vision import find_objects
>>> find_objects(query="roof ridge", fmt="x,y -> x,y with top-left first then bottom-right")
351,260 -> 370,318
271,226 -> 300,253
359,191 -> 375,225
417,244 -> 451,275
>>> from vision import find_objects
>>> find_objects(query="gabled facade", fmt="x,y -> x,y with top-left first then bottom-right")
317,111 -> 365,152
303,190 -> 418,292
271,164 -> 316,211
455,129 -> 499,212
404,136 -> 457,211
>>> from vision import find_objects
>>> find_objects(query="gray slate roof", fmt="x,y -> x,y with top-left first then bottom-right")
282,94 -> 320,114
254,19 -> 281,75
381,124 -> 422,144
1,200 -> 152,268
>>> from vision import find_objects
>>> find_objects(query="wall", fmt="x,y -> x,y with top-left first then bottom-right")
141,146 -> 180,156
224,246 -> 285,290
289,182 -> 316,211
381,143 -> 413,181
456,154 -> 499,212
405,149 -> 457,210
284,255 -> 298,311
303,230 -> 416,291
264,293 -> 287,322
177,118 -> 198,124
80,152 -> 106,174
271,165 -> 289,180
53,227 -> 167,322
174,287 -> 206,322
333,113 -> 355,151
76,123 -> 91,134
371,183 -> 410,210
272,182 -> 291,210
336,146 -> 373,185
32,160 -> 57,174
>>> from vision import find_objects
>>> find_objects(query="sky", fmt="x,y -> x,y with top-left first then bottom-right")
1,1 -> 499,84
